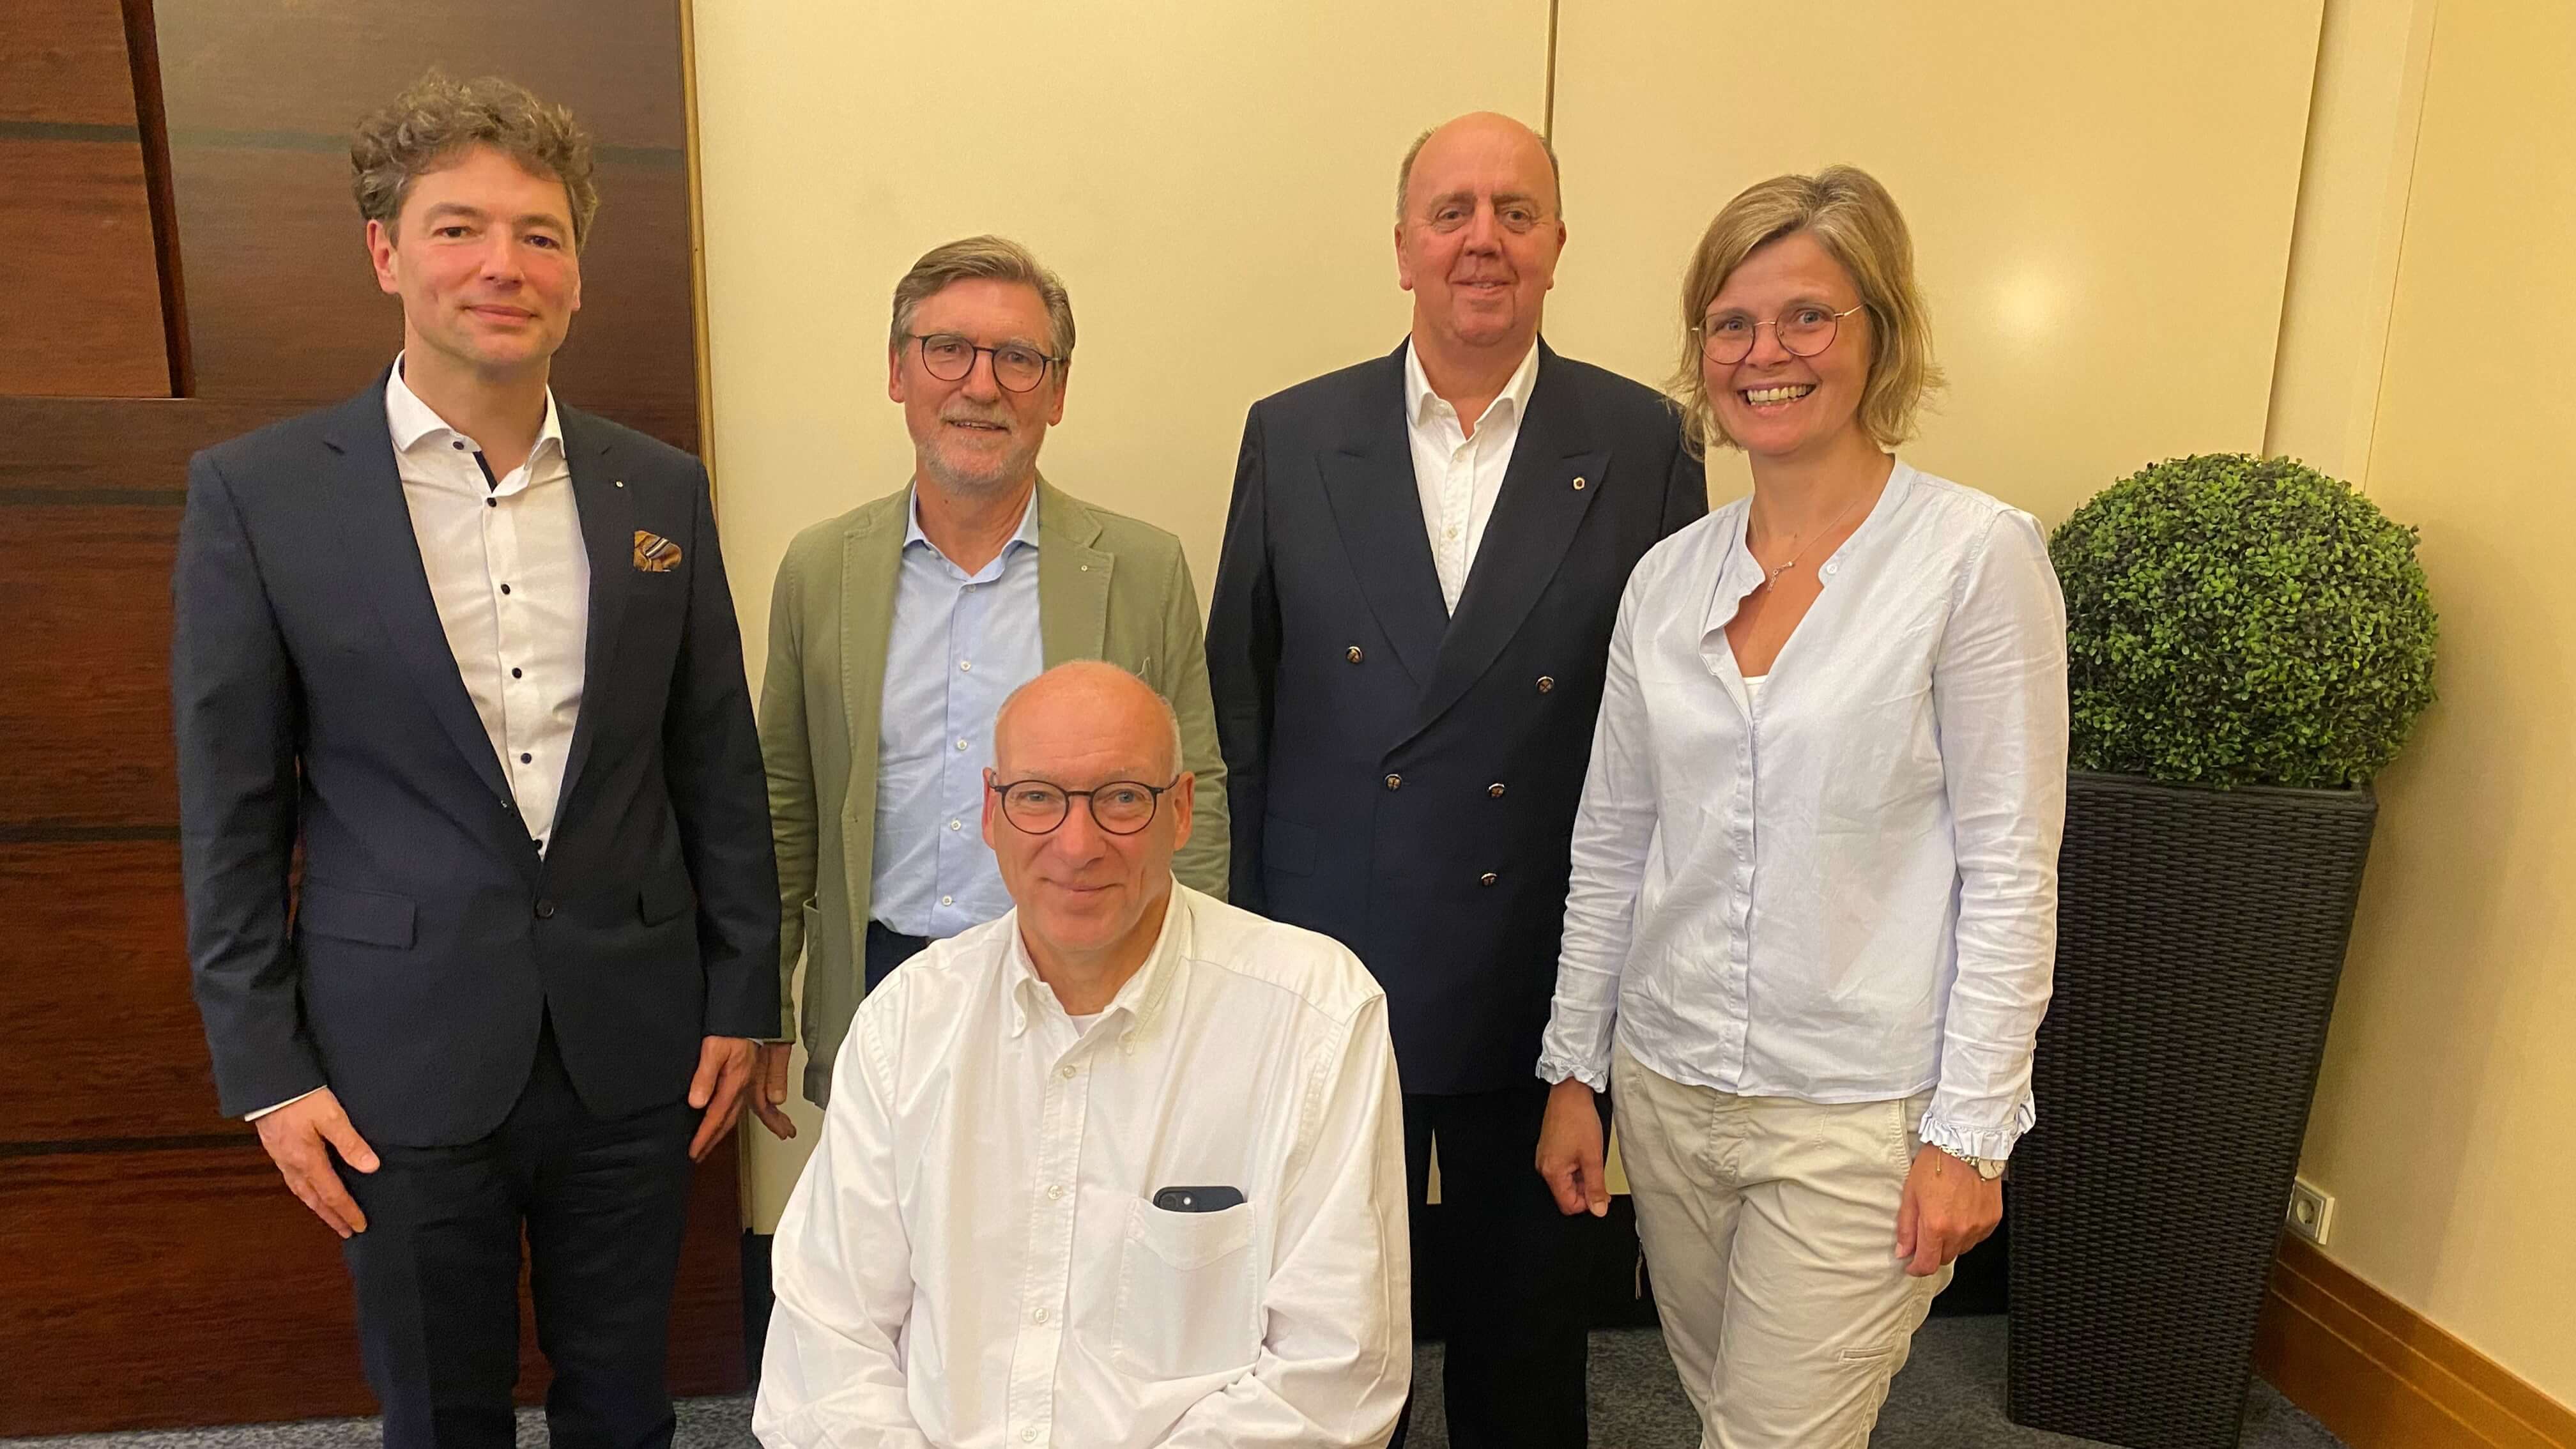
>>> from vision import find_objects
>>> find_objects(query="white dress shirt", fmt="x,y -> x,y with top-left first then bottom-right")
247,360 -> 586,1123
756,884 -> 1411,1449
1534,461 -> 2068,1163
385,355 -> 587,852
1405,338 -> 1539,613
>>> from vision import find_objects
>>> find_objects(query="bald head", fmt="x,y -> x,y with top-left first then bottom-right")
1397,112 -> 1562,220
993,661 -> 1183,781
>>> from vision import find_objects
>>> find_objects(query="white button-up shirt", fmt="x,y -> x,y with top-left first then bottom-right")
756,883 -> 1410,1449
1535,461 -> 2068,1163
385,355 -> 586,852
1405,337 -> 1538,613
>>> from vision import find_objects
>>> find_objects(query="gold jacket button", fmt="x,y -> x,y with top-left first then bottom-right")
1571,476 -> 1587,491
1480,872 -> 1499,886
1536,675 -> 1555,693
1488,783 -> 1506,798
1347,645 -> 1363,663
1384,774 -> 1403,790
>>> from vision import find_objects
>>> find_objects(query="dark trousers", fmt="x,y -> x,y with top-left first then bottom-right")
340,1020 -> 696,1449
1390,1082 -> 1604,1449
864,920 -> 931,991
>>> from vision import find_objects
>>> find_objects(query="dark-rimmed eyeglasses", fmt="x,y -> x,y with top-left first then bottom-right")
988,777 -> 1179,836
907,333 -> 1061,393
1694,304 -> 1865,365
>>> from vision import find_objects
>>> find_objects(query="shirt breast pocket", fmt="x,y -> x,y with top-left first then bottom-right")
1112,1198 -> 1258,1380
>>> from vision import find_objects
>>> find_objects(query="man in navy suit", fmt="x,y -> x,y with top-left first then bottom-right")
171,73 -> 777,1449
1206,112 -> 1706,1448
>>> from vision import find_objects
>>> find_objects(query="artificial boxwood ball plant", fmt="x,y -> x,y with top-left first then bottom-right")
2050,453 -> 2437,789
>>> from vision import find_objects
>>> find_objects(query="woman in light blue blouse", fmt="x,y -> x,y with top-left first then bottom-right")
1531,166 -> 2067,1446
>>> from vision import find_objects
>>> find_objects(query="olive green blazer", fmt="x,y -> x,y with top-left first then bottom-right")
758,478 -> 1229,1101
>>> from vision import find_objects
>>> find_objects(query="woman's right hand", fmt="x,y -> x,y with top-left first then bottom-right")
1535,1077 -> 1611,1217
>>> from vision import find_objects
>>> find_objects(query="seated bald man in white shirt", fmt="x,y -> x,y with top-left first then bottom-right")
755,661 -> 1411,1449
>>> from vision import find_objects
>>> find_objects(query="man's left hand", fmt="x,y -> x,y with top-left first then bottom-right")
1894,1145 -> 2002,1278
686,1036 -> 760,1162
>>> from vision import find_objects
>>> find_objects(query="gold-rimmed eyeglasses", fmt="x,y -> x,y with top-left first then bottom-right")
1694,304 -> 1864,366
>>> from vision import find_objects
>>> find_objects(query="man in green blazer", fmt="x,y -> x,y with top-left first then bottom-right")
753,236 -> 1227,1119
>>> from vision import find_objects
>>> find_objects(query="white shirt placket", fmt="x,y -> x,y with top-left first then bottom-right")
482,464 -> 539,827
1006,1025 -> 1094,1445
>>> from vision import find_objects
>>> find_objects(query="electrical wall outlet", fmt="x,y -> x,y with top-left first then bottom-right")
2287,1177 -> 2335,1246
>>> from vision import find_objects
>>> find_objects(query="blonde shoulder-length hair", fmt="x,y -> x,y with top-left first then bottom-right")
1671,165 -> 1942,456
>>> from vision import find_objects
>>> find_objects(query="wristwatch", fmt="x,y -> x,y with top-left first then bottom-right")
1937,1149 -> 2009,1182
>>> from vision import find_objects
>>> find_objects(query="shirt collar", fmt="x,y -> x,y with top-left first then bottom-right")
1005,879 -> 1192,1040
1705,457 -> 1922,640
384,351 -> 564,463
1404,335 -> 1541,432
905,480 -> 1042,558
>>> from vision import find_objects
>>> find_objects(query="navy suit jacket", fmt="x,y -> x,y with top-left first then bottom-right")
172,374 -> 781,1147
1206,339 -> 1706,1094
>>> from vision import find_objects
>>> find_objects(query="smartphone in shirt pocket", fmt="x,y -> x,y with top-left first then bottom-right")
1114,1189 -> 1258,1379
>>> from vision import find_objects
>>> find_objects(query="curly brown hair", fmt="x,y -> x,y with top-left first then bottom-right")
350,70 -> 599,246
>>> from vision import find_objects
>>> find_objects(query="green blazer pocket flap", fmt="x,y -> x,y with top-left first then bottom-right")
639,868 -> 696,925
298,884 -> 418,948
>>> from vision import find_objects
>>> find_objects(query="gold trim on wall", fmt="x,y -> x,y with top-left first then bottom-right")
679,0 -> 718,504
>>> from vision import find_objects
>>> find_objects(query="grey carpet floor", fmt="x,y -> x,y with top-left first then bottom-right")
4,1317 -> 2343,1448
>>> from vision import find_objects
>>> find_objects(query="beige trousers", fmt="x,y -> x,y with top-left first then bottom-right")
1612,1042 -> 1952,1449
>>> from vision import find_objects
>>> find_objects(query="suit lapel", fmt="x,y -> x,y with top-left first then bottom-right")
1317,345 -> 1448,687
840,491 -> 907,784
322,379 -> 518,812
1413,342 -> 1609,734
1036,477 -> 1109,664
549,408 -> 633,838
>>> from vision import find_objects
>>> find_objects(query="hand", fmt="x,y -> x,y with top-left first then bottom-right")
748,1041 -> 799,1141
253,1088 -> 379,1239
1894,1145 -> 2003,1278
686,1036 -> 760,1162
1535,1077 -> 1612,1218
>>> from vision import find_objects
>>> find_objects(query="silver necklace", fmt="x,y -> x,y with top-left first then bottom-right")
1757,486 -> 1871,588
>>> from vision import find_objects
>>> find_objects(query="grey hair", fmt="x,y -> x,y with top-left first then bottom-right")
1395,120 -> 1563,220
993,663 -> 1185,780
889,234 -> 1076,368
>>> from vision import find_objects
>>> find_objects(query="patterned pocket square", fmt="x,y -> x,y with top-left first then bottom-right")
633,530 -> 682,572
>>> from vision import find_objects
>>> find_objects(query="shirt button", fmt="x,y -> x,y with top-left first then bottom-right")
500,583 -> 512,595
1032,1307 -> 1049,1324
948,820 -> 962,831
1059,1064 -> 1076,1080
452,440 -> 466,450
1384,774 -> 1402,790
1022,1430 -> 1038,1443
519,753 -> 532,764
485,498 -> 496,509
510,668 -> 522,678
940,894 -> 954,907
958,660 -> 972,672
1047,1184 -> 1065,1200
955,739 -> 969,751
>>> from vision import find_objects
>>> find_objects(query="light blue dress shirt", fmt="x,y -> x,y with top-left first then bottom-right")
868,486 -> 1044,939
1535,461 -> 2069,1163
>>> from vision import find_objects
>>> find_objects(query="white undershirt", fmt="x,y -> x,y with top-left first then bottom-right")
1404,339 -> 1540,613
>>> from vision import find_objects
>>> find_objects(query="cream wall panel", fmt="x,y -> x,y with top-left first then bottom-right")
691,0 -> 1552,1228
1545,1 -> 2323,522
2290,0 -> 2576,1404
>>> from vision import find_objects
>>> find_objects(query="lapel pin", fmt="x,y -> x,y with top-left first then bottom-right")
613,479 -> 625,488
1572,476 -> 1587,491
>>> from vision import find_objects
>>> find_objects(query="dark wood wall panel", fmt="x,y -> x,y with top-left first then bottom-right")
0,0 -> 144,126
0,842 -> 214,1145
150,0 -> 695,450
0,1 -> 172,397
0,1137 -> 745,1436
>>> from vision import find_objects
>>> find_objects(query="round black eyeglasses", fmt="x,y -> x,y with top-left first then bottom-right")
989,778 -> 1178,836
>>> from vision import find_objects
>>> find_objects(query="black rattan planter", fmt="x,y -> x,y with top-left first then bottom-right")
2007,771 -> 2377,1449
